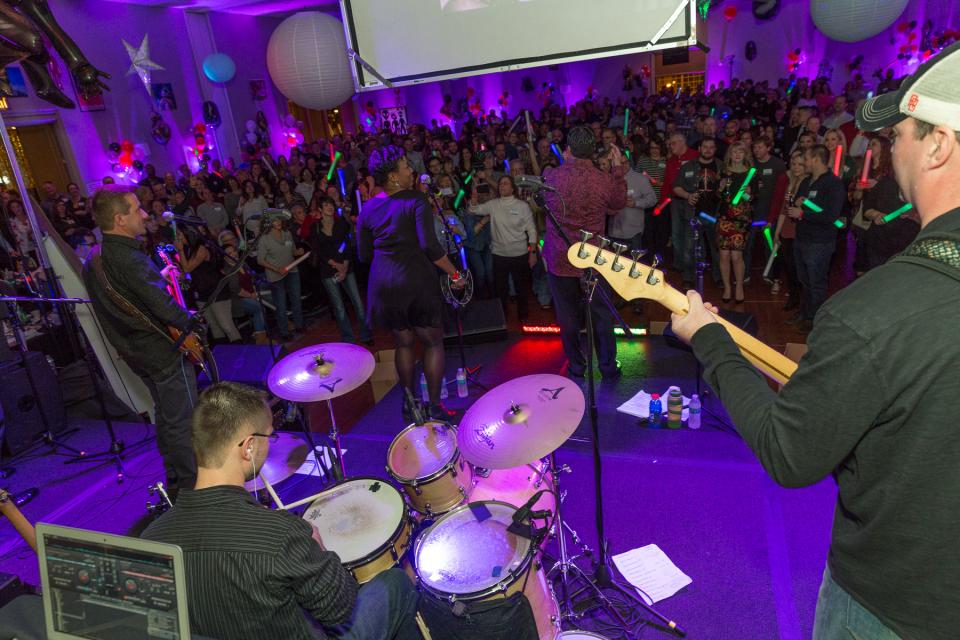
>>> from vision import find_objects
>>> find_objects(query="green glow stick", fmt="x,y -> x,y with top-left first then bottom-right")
802,199 -> 824,213
453,189 -> 465,210
326,151 -> 342,181
882,202 -> 913,223
538,238 -> 544,249
833,219 -> 845,229
625,149 -> 631,160
464,171 -> 474,185
763,226 -> 774,251
731,167 -> 756,205
623,108 -> 630,137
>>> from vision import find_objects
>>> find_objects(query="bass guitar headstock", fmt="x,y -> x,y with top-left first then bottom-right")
566,230 -> 668,303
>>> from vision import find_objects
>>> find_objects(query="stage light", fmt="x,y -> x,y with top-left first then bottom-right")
521,324 -> 562,335
614,327 -> 647,336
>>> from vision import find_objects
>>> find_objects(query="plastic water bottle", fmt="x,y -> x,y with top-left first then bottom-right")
688,394 -> 702,430
456,367 -> 468,398
440,376 -> 449,400
420,373 -> 429,403
648,393 -> 662,428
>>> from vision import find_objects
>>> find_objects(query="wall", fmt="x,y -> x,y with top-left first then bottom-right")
4,0 -> 287,191
703,0 -> 960,89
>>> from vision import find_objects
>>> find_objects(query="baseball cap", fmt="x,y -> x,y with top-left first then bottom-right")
856,41 -> 960,132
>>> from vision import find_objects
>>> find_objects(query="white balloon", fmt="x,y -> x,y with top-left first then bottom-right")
246,120 -> 257,133
809,0 -> 909,43
267,12 -> 355,110
246,132 -> 258,144
284,114 -> 296,127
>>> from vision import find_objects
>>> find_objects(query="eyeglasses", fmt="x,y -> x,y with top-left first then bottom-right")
237,432 -> 279,447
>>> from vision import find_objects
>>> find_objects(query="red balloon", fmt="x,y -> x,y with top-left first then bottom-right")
119,153 -> 132,167
121,140 -> 134,153
787,52 -> 799,62
723,5 -> 737,21
195,135 -> 206,149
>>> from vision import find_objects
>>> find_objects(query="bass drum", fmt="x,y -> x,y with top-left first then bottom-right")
302,477 -> 412,584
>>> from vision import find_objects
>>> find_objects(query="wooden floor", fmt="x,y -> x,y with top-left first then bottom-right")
288,233 -> 859,435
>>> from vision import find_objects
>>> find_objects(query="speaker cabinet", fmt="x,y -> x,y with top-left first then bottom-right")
0,352 -> 67,455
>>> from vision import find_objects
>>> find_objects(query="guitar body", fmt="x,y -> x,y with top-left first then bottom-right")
567,239 -> 798,385
167,325 -> 207,367
0,489 -> 37,552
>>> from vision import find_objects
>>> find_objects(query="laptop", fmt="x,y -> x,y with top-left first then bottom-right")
36,523 -> 191,640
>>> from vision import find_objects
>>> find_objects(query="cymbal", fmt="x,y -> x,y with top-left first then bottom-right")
245,432 -> 309,492
268,342 -> 376,402
457,374 -> 585,469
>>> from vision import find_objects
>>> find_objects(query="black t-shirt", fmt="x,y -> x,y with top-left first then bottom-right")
753,157 -> 788,221
795,171 -> 845,244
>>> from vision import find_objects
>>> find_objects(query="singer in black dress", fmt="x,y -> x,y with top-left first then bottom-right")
357,146 -> 464,421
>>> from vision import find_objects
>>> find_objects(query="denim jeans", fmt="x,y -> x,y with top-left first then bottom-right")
794,240 -> 834,321
531,256 -> 552,306
322,272 -> 372,342
239,297 -> 266,332
323,569 -> 421,640
546,272 -> 618,376
813,567 -> 902,640
466,245 -> 493,296
270,270 -> 303,337
143,356 -> 198,493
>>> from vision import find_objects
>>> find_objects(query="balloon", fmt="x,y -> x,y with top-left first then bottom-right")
132,160 -> 144,171
119,153 -> 132,168
723,5 -> 737,20
121,140 -> 134,153
284,114 -> 296,127
109,142 -> 121,153
202,101 -> 222,128
202,154 -> 211,161
244,144 -> 256,155
745,40 -> 758,61
133,144 -> 146,160
810,0 -> 909,43
296,120 -> 304,130
294,132 -> 304,144
246,120 -> 257,132
202,53 -> 237,83
111,163 -> 121,172
106,148 -> 119,162
246,132 -> 258,144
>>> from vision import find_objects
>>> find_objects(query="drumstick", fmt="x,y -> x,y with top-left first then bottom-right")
415,612 -> 433,640
258,475 -> 287,510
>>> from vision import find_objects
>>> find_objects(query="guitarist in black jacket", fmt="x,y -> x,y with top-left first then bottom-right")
83,186 -> 198,498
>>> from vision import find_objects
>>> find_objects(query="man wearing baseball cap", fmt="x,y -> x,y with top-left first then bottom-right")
671,43 -> 960,639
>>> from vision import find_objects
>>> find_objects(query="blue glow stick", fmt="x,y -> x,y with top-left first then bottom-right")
338,241 -> 346,254
337,168 -> 346,197
699,212 -> 717,224
751,220 -> 769,227
550,143 -> 564,164
504,159 -> 510,173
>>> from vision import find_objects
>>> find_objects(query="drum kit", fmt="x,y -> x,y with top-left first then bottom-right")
259,343 -> 621,639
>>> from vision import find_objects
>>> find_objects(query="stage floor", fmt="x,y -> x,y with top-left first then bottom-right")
0,334 -> 836,639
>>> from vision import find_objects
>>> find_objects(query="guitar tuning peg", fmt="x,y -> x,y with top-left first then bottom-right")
646,254 -> 662,285
610,243 -> 627,272
594,236 -> 610,265
577,230 -> 594,259
629,249 -> 646,279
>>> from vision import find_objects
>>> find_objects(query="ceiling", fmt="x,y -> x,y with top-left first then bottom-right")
101,0 -> 338,17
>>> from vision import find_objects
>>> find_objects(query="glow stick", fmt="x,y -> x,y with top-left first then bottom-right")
337,168 -> 346,197
326,151 -> 341,181
504,159 -> 510,173
833,219 -> 845,229
623,108 -> 630,137
731,167 -> 756,205
751,220 -> 769,227
525,110 -> 534,140
802,199 -> 823,213
329,143 -> 335,162
653,197 -> 671,216
763,226 -> 774,251
453,189 -> 465,210
699,212 -> 717,224
882,203 -> 913,223
833,145 -> 843,177
282,251 -> 311,273
355,189 -> 363,214
550,143 -> 564,164
858,149 -> 873,186
625,149 -> 631,161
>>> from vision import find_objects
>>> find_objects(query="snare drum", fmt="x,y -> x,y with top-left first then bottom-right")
414,500 -> 560,640
555,632 -> 611,639
302,477 -> 412,584
387,421 -> 473,516
470,459 -> 555,522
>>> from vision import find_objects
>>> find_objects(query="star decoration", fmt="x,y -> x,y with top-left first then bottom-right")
123,34 -> 164,94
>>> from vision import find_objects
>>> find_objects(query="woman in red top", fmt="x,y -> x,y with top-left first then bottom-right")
768,151 -> 808,311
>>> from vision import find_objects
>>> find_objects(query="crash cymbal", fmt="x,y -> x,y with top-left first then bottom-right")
458,374 -> 585,469
268,342 -> 376,403
245,432 -> 309,492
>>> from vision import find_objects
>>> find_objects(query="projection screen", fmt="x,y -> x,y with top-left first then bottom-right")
340,0 -> 703,90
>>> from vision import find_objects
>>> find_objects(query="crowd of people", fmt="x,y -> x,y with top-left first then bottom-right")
0,69 -> 919,346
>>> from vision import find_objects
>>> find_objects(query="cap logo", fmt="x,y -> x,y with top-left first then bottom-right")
907,93 -> 920,112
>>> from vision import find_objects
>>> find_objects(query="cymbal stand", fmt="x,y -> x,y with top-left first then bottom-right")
324,399 -> 345,482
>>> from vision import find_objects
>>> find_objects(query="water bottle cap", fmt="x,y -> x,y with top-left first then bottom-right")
651,393 -> 660,400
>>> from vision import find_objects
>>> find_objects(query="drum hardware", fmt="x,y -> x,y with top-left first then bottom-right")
387,420 -> 473,517
145,482 -> 173,517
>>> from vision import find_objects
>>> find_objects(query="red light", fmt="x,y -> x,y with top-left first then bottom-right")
521,324 -> 562,334
653,197 -> 672,216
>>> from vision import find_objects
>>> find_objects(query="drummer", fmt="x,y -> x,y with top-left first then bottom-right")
142,382 -> 421,640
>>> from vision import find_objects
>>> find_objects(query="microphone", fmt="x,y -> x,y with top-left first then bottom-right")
512,489 -> 549,525
514,175 -> 557,192
161,211 -> 207,225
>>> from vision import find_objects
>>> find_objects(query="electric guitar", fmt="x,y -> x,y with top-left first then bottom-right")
567,233 -> 798,385
0,488 -> 36,552
155,245 -> 208,368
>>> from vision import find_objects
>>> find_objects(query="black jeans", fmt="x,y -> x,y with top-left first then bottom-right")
546,272 -> 618,376
493,253 -> 532,319
143,356 -> 198,493
324,569 -> 421,640
794,240 -> 834,321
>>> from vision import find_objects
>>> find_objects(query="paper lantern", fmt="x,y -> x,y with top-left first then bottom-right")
203,53 -> 236,83
266,12 -> 354,110
810,0 -> 909,43
723,5 -> 738,21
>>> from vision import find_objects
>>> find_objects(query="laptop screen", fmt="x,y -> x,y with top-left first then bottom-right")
37,524 -> 189,640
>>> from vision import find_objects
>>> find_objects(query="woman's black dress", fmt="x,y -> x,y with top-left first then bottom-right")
357,190 -> 445,330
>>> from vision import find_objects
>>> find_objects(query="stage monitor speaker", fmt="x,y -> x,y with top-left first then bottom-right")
663,308 -> 758,353
0,351 -> 67,455
443,298 -> 507,345
197,344 -> 281,390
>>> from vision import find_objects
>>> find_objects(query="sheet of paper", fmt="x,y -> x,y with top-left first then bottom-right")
617,387 -> 689,420
612,544 -> 692,605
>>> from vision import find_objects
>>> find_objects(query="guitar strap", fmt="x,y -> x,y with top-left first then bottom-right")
890,233 -> 960,284
89,245 -> 179,345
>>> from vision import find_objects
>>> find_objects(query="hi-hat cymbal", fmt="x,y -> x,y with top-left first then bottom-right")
268,342 -> 376,403
244,432 -> 308,492
458,374 -> 585,469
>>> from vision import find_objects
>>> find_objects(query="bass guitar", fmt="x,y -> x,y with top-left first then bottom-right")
0,488 -> 36,552
567,233 -> 797,385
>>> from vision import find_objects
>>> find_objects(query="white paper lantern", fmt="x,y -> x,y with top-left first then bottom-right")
266,12 -> 354,110
809,0 -> 909,43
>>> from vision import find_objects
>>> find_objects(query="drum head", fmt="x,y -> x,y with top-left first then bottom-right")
555,632 -> 611,639
302,478 -> 405,564
416,501 -> 531,596
387,422 -> 458,482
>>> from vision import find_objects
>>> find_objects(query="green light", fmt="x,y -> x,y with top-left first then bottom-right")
625,149 -> 631,160
833,219 -> 845,229
623,108 -> 630,137
453,189 -> 465,209
614,327 -> 647,336
763,226 -> 774,251
731,167 -> 756,205
325,151 -> 341,181
802,199 -> 824,213
882,202 -> 913,223
538,238 -> 544,249
464,171 -> 474,185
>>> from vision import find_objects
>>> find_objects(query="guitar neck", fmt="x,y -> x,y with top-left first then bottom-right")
0,495 -> 37,552
659,284 -> 798,385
